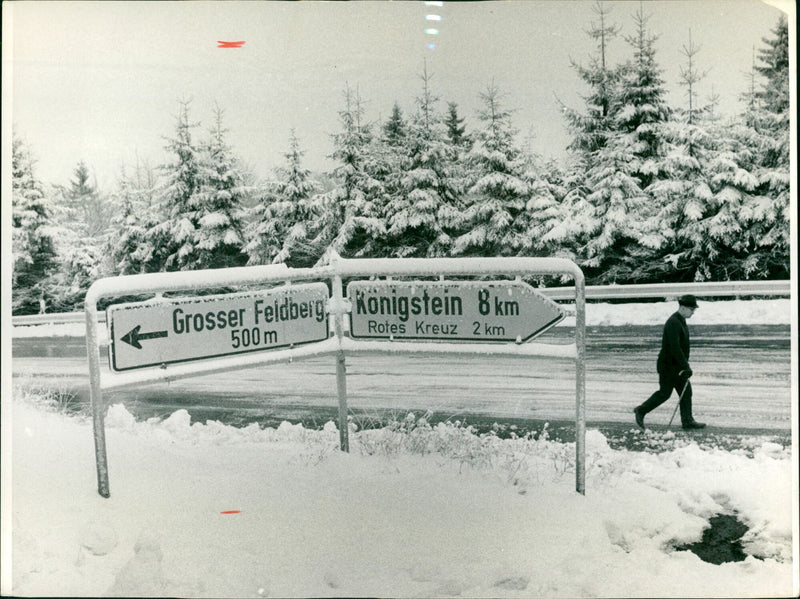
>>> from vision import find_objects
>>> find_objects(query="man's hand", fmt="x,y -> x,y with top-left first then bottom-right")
679,368 -> 693,379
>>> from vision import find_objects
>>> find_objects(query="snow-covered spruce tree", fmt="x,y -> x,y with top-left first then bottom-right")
385,65 -> 461,258
748,14 -> 790,278
644,29 -> 716,282
558,0 -> 625,272
11,135 -> 59,314
51,241 -> 106,312
245,130 -> 320,267
561,0 -> 624,170
701,16 -> 791,281
46,161 -> 114,311
755,14 -> 789,117
368,104 -> 411,258
617,4 -> 672,189
441,100 -> 473,231
519,131 -> 571,260
306,85 -> 386,264
55,161 -> 114,239
193,106 -> 248,270
444,101 -> 471,151
383,102 -> 408,147
577,5 -> 673,284
108,161 -> 160,275
148,100 -> 203,272
453,84 -> 530,257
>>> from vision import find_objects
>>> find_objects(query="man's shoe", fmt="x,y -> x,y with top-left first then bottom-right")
634,408 -> 645,430
682,421 -> 706,430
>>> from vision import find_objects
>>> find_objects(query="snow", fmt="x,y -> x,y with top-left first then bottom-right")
5,399 -> 795,597
6,296 -> 796,596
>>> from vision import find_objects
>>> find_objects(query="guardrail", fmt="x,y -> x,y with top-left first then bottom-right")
12,279 -> 790,327
541,279 -> 791,300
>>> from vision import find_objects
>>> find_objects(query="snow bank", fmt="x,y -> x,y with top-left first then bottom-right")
564,298 -> 791,326
8,401 -> 794,598
12,321 -> 99,340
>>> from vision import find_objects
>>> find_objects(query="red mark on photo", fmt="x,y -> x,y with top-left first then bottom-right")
218,41 -> 245,49
220,510 -> 241,514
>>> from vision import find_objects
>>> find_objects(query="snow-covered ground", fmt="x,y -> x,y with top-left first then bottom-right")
10,298 -> 795,341
5,397 -> 796,598
4,297 -> 797,597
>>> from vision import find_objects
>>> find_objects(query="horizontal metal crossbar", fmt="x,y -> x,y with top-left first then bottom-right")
12,278 -> 790,327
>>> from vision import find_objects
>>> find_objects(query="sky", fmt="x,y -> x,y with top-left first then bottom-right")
4,0 -> 792,191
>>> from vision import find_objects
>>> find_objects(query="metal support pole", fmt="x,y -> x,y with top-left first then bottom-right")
574,271 -> 586,495
336,350 -> 349,452
331,272 -> 350,452
85,300 -> 110,498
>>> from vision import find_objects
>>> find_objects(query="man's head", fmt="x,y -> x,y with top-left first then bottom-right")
678,294 -> 698,318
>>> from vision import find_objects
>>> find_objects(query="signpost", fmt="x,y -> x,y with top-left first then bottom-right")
86,256 -> 585,499
107,282 -> 329,371
347,280 -> 564,342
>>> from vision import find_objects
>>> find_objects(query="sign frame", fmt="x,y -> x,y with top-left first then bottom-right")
84,256 -> 586,499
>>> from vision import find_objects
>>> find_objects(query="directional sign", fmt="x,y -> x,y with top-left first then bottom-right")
107,283 -> 329,371
347,280 -> 564,343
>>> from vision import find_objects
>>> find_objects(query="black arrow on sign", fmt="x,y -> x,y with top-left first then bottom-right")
120,325 -> 168,350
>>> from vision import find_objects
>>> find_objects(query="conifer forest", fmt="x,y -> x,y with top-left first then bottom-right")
11,10 -> 790,315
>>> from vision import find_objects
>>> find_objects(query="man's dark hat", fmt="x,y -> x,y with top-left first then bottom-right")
678,294 -> 698,308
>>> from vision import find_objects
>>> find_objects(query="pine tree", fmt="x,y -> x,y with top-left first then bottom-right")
245,130 -> 320,267
520,135 -> 569,259
453,84 -> 530,257
149,100 -> 203,271
109,163 -> 152,275
11,135 -> 59,314
43,161 -> 117,310
562,0 -> 623,166
617,4 -> 671,188
575,4 -> 673,283
676,30 -> 708,126
108,158 -> 161,275
444,101 -> 470,150
694,16 -> 790,281
755,15 -> 789,115
382,102 -> 407,147
560,1 -> 625,268
644,29 -> 715,282
580,134 -> 652,282
741,15 -> 790,278
385,65 -> 460,257
306,85 -> 386,263
52,243 -> 106,312
194,106 -> 248,270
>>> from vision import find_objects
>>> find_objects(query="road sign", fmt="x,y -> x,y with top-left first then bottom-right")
107,283 -> 329,371
347,280 -> 564,342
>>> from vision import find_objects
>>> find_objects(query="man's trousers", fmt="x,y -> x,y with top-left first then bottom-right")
636,369 -> 694,425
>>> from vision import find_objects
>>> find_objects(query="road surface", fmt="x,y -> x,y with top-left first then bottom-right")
11,325 -> 792,443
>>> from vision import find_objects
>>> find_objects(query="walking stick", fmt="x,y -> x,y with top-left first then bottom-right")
668,378 -> 690,427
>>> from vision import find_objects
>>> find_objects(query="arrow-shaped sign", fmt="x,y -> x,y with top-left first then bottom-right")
120,325 -> 169,350
347,280 -> 565,343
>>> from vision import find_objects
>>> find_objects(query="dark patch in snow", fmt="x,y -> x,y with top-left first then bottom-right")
674,513 -> 750,564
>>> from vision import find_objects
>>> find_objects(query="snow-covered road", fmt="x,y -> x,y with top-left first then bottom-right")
11,324 -> 791,432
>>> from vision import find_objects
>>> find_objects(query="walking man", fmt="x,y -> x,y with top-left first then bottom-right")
634,295 -> 706,430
